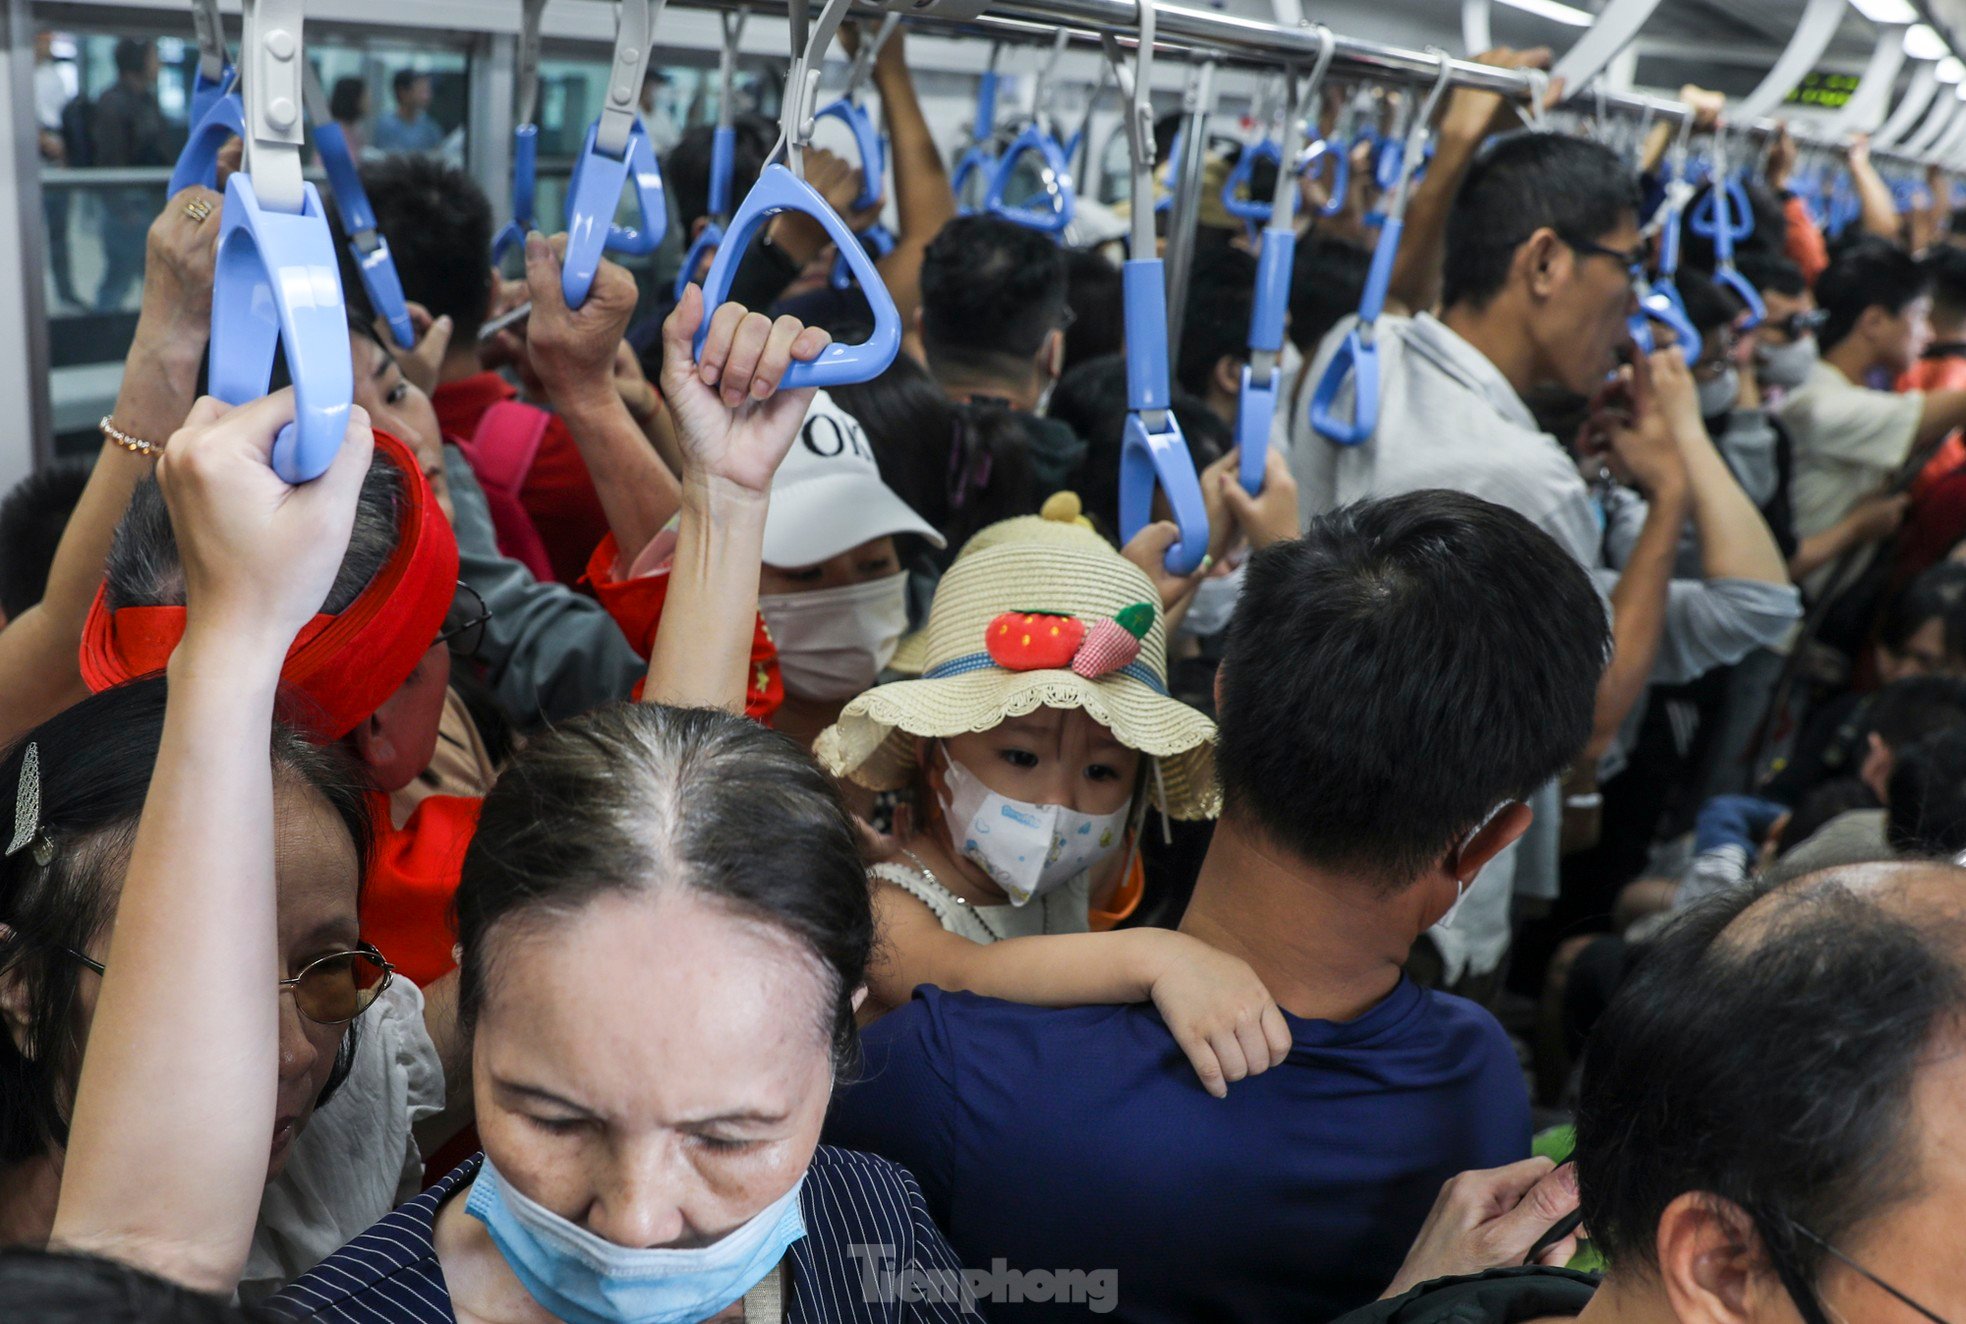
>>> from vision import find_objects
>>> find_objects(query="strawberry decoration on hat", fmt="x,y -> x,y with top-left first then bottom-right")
984,602 -> 1156,680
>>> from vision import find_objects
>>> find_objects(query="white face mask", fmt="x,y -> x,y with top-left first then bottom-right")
1755,336 -> 1818,390
758,571 -> 909,702
1179,561 -> 1246,638
1697,365 -> 1741,420
939,751 -> 1130,907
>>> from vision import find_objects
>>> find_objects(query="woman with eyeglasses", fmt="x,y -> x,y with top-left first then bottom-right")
6,393 -> 474,1305
0,677 -> 460,1304
1332,861 -> 1966,1324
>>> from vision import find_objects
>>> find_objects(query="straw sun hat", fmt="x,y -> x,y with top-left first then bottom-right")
814,497 -> 1221,819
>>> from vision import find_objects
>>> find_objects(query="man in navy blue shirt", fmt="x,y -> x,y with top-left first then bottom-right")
826,491 -> 1612,1322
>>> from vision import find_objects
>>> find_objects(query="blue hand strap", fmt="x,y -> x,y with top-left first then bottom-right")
708,121 -> 737,218
312,119 -> 414,349
1714,263 -> 1767,329
692,164 -> 900,388
1237,228 -> 1295,493
674,121 -> 739,302
189,62 -> 235,140
952,147 -> 996,214
1642,281 -> 1702,362
1301,138 -> 1350,218
1309,217 -> 1398,445
492,123 -> 539,266
211,174 -> 354,483
1221,138 -> 1282,230
953,66 -> 1001,213
1627,310 -> 1656,355
1119,259 -> 1210,574
829,223 -> 896,290
562,117 -> 666,306
169,78 -> 246,197
984,123 -> 1076,234
1687,174 -> 1754,248
815,96 -> 887,212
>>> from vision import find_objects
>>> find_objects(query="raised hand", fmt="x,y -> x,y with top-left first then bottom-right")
388,301 -> 453,398
657,283 -> 832,499
158,391 -> 375,653
523,231 -> 640,413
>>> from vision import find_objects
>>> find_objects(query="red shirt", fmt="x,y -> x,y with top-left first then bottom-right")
582,533 -> 784,722
1890,352 -> 1966,591
1783,194 -> 1829,288
433,373 -> 609,587
362,793 -> 481,988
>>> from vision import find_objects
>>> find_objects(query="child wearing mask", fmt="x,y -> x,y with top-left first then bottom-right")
815,504 -> 1291,1096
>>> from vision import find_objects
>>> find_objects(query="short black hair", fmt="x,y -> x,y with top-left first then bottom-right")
0,679 -> 373,1167
0,460 -> 90,619
1048,352 -> 1227,542
1061,248 -> 1124,374
391,68 -> 427,100
1216,490 -> 1609,889
1887,727 -> 1966,855
112,38 -> 151,78
1865,674 -> 1966,754
106,461 -> 403,617
1922,244 -> 1966,325
1441,132 -> 1641,311
1882,561 -> 1966,658
1736,253 -> 1808,301
1815,239 -> 1928,353
1576,871 -> 1966,1285
827,353 -> 1038,557
1289,235 -> 1372,355
664,114 -> 774,233
353,154 -> 494,340
329,76 -> 367,124
919,215 -> 1069,380
1176,245 -> 1255,399
1676,267 -> 1744,339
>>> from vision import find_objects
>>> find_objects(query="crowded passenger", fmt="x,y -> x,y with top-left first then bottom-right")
9,6 -> 1966,1322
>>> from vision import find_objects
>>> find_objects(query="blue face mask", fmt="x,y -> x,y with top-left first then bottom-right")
465,1157 -> 807,1324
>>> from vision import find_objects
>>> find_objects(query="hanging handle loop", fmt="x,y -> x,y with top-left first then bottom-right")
690,0 -> 900,389
1310,50 -> 1452,447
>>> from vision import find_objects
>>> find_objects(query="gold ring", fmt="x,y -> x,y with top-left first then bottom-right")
183,197 -> 214,223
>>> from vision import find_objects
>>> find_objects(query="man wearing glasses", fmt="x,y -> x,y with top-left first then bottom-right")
1290,77 -> 1796,1000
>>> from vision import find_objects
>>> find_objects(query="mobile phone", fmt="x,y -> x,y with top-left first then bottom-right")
478,301 -> 532,342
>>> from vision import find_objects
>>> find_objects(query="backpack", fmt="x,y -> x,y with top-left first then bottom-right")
455,400 -> 556,583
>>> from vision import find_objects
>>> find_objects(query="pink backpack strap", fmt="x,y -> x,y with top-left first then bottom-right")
458,400 -> 557,582
467,400 -> 553,493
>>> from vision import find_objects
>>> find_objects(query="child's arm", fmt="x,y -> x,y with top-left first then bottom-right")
871,882 -> 1291,1098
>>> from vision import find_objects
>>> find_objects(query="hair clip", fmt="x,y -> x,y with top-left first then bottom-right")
6,743 -> 53,867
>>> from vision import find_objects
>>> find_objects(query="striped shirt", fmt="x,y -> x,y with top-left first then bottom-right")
270,1148 -> 980,1323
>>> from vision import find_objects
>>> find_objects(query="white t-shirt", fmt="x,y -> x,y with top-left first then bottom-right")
239,975 -> 446,1302
1775,359 -> 1923,573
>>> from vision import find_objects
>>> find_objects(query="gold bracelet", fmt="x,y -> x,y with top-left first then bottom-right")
99,415 -> 164,459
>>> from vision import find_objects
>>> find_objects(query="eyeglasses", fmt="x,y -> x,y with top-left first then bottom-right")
67,942 -> 395,1027
1765,309 -> 1827,341
437,581 -> 491,659
1763,1213 -> 1952,1324
1558,233 -> 1647,288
